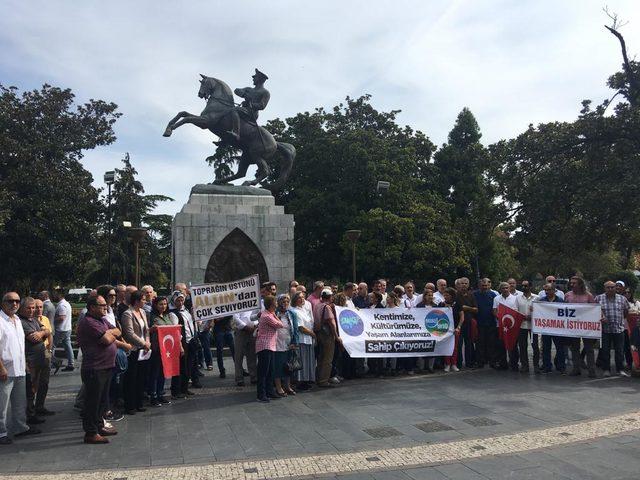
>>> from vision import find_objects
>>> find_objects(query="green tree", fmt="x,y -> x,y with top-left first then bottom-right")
257,95 -> 471,283
0,84 -> 120,291
87,153 -> 173,288
433,108 -> 514,280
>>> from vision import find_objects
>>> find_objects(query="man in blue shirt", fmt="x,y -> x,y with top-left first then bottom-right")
473,278 -> 498,368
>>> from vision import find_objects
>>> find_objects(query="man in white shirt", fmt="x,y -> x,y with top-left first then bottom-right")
492,282 -> 518,370
54,290 -> 74,371
434,279 -> 447,305
1,292 -> 40,444
515,280 -> 539,373
232,310 -> 257,386
343,283 -> 356,309
507,278 -> 523,297
402,282 -> 419,308
537,276 -> 565,300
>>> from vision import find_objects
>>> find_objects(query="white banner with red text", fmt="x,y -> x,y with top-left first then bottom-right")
190,274 -> 260,321
335,306 -> 455,358
531,302 -> 602,339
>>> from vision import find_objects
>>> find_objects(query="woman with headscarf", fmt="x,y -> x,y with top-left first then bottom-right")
290,291 -> 316,390
274,294 -> 299,396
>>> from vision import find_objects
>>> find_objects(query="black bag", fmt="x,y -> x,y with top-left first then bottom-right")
285,348 -> 303,373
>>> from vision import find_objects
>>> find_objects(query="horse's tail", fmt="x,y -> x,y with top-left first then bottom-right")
266,142 -> 296,192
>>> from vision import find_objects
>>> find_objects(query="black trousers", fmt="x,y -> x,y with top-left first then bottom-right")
476,326 -> 498,366
256,349 -> 275,399
457,319 -> 476,368
81,368 -> 111,435
123,353 -> 149,410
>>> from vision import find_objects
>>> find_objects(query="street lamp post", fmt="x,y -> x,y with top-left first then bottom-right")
129,227 -> 147,288
104,170 -> 116,283
345,230 -> 361,283
376,180 -> 390,265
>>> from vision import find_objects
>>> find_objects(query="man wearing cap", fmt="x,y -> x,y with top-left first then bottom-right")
313,289 -> 342,387
226,69 -> 270,142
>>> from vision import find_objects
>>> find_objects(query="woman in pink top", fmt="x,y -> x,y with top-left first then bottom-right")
255,295 -> 283,402
565,276 -> 596,377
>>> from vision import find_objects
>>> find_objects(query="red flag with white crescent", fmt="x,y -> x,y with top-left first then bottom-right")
158,325 -> 182,378
497,303 -> 525,351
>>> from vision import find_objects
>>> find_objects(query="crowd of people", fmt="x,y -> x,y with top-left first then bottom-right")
1,274 -> 639,445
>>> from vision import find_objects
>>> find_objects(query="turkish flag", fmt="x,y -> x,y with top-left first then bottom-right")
497,304 -> 525,351
158,325 -> 182,378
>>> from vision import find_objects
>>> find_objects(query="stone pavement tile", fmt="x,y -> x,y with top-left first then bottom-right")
517,451 -> 608,480
402,466 -> 449,480
370,470 -> 413,480
335,472 -> 375,480
461,454 -> 538,478
434,463 -> 490,479
151,456 -> 185,466
555,448 -> 640,477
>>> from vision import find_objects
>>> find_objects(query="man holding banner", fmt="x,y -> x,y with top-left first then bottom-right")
565,276 -> 597,377
536,284 -> 566,374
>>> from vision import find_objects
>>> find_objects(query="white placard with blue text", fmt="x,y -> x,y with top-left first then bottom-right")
336,306 -> 455,358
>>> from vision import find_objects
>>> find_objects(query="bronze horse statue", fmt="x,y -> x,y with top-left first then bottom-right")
163,75 -> 295,191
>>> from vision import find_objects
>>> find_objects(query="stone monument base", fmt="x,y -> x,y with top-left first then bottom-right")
172,185 -> 294,290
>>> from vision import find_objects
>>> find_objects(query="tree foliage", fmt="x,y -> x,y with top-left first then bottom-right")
0,84 -> 120,291
86,154 -> 173,288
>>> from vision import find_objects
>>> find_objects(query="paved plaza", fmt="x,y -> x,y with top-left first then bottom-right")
2,359 -> 640,479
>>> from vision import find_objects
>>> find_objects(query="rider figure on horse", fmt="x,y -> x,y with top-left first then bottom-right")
225,68 -> 270,143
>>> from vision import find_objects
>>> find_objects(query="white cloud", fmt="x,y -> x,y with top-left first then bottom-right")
1,0 -> 638,215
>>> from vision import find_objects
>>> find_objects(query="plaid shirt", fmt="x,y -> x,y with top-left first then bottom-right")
595,293 -> 629,334
255,310 -> 283,353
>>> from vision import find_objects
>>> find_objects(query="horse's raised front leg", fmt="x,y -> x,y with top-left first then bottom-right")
213,154 -> 250,185
163,111 -> 198,137
167,115 -> 208,133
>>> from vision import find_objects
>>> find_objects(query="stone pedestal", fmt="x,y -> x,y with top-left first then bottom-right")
172,185 -> 294,290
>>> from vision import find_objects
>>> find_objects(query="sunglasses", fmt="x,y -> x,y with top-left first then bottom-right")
3,299 -> 20,304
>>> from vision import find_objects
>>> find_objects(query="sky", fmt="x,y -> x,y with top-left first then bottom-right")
1,1 -> 639,216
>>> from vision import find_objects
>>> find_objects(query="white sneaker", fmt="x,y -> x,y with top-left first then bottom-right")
103,420 -> 113,429
603,370 -> 611,377
451,365 -> 460,372
619,370 -> 630,377
444,365 -> 450,373
329,376 -> 340,384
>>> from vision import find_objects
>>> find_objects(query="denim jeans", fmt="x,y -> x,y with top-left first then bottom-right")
198,330 -> 213,367
0,376 -> 29,438
215,331 -> 235,374
54,330 -> 74,366
542,335 -> 565,371
601,331 -> 625,372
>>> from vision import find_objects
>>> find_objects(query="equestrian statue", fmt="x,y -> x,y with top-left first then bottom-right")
163,69 -> 295,192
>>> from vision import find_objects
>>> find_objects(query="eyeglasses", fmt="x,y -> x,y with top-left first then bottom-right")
108,293 -> 116,297
3,299 -> 20,304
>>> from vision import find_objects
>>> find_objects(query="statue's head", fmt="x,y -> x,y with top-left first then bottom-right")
198,74 -> 213,99
252,68 -> 268,86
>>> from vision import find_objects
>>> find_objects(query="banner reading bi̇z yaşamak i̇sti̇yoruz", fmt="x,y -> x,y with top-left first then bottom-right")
336,306 -> 455,358
190,274 -> 260,321
532,302 -> 602,339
